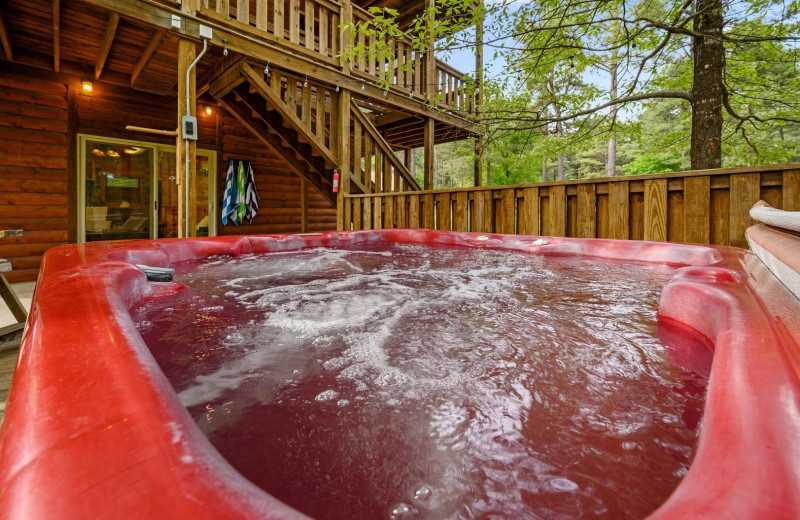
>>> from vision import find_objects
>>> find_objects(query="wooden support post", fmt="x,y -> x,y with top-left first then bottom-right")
336,89 -> 351,231
424,0 -> 436,103
423,118 -> 434,190
0,13 -> 12,61
177,38 -> 197,238
53,0 -> 60,72
300,179 -> 309,232
404,148 -> 412,171
473,4 -> 484,187
340,0 -> 352,74
95,13 -> 120,79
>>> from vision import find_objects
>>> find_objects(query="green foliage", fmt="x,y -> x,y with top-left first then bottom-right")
624,155 -> 683,175
342,0 -> 800,184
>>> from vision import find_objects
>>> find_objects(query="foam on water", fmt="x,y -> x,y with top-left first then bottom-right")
133,243 -> 711,520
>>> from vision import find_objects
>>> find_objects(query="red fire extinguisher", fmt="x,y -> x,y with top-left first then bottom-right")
332,169 -> 340,193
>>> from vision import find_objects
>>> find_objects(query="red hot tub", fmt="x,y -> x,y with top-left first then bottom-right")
1,230 -> 799,519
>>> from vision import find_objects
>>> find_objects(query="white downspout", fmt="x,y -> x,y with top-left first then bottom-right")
184,37 -> 208,238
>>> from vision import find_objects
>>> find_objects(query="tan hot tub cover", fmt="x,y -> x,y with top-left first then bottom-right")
746,201 -> 800,301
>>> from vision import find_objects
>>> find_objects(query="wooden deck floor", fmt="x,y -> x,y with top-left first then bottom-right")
0,340 -> 20,426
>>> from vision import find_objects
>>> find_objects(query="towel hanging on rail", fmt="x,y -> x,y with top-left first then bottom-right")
221,159 -> 260,226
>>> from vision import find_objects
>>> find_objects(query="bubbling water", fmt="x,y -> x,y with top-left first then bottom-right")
134,244 -> 711,520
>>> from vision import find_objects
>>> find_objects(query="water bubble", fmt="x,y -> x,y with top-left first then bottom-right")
622,441 -> 638,451
314,389 -> 339,402
337,399 -> 350,407
549,477 -> 579,492
389,502 -> 416,519
412,484 -> 432,503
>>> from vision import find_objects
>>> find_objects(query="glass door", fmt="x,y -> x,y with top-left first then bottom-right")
157,150 -> 216,238
79,135 -> 216,242
81,138 -> 155,243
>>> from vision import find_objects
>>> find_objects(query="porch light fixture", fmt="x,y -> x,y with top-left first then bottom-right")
204,105 -> 213,116
81,80 -> 93,92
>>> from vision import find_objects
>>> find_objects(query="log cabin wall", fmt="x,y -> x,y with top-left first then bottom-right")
0,62 -> 335,282
0,69 -> 70,283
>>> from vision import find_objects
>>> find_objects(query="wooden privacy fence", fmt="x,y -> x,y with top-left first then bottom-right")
341,164 -> 800,248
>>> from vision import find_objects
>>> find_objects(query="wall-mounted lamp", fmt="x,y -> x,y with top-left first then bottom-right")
204,105 -> 213,116
81,80 -> 93,92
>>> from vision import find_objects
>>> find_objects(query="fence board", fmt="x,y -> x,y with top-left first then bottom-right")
408,194 -> 420,227
683,176 -> 710,244
352,196 -> 362,230
435,193 -> 451,230
576,184 -> 595,238
373,196 -> 382,229
383,195 -> 394,228
644,179 -> 667,242
729,174 -> 760,248
421,193 -> 434,229
454,192 -> 469,231
608,182 -> 629,239
784,170 -> 799,211
495,189 -> 514,234
358,197 -> 369,230
547,185 -> 566,236
395,194 -> 406,228
518,187 -> 539,235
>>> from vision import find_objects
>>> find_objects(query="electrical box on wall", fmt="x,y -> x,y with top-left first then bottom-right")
182,115 -> 198,141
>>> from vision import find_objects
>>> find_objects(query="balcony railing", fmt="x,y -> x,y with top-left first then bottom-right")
196,0 -> 474,115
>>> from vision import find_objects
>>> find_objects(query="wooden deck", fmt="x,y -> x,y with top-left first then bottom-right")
0,341 -> 20,426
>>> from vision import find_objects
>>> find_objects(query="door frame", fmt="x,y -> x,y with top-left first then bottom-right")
77,134 -> 217,242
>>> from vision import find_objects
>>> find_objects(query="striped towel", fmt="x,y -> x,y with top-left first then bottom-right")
221,159 -> 238,226
236,160 -> 246,224
244,161 -> 260,223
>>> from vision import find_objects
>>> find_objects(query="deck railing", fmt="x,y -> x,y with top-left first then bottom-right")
347,100 -> 421,196
198,0 -> 342,66
196,0 -> 473,115
340,164 -> 800,248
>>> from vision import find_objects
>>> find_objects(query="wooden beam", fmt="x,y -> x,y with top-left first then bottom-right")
177,38 -> 197,238
0,12 -> 12,61
53,0 -> 60,72
131,29 -> 167,87
336,89 -> 351,230
300,179 -> 308,232
95,13 -> 120,79
423,117 -> 434,189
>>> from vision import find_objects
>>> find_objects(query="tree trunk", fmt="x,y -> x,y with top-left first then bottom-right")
607,61 -> 618,177
486,162 -> 491,186
690,0 -> 724,170
542,158 -> 549,182
554,104 -> 565,180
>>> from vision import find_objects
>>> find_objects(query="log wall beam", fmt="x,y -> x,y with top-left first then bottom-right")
0,12 -> 12,61
53,0 -> 60,72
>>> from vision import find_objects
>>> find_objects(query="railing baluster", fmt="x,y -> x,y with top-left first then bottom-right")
237,0 -> 249,23
289,0 -> 300,44
255,0 -> 267,29
319,7 -> 328,57
274,0 -> 284,38
304,0 -> 314,50
217,0 -> 229,17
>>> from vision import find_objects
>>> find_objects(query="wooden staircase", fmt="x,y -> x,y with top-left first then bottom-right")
209,58 -> 420,206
